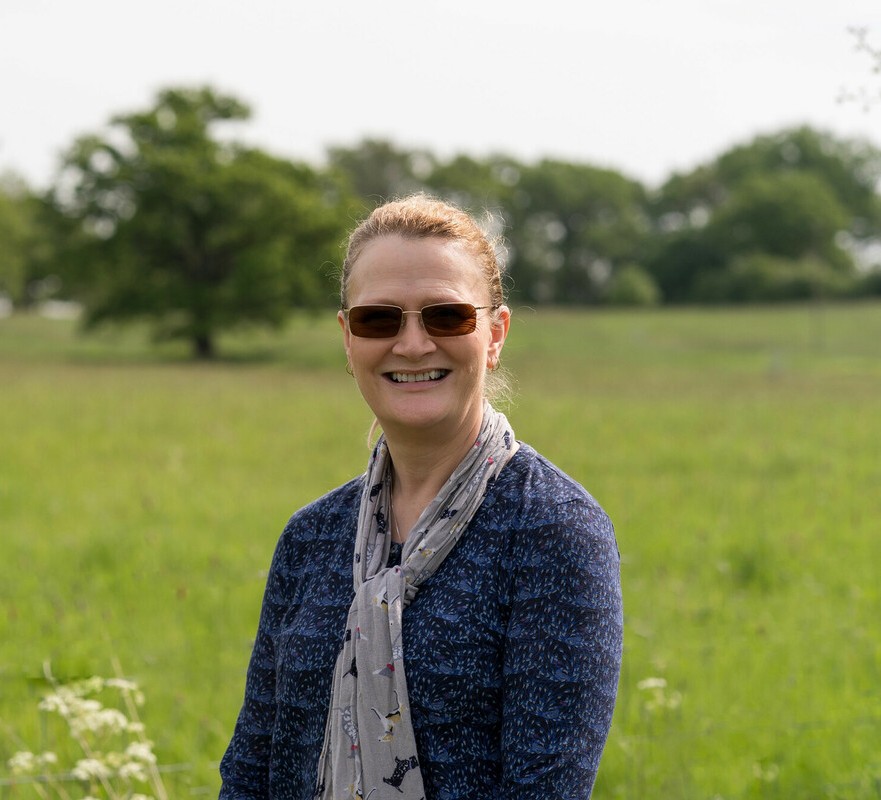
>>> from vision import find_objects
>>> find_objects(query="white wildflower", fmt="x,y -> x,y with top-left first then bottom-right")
8,749 -> 60,774
636,677 -> 667,691
75,677 -> 105,695
653,688 -> 682,711
72,757 -> 112,781
638,675 -> 682,712
105,678 -> 139,692
119,761 -> 149,782
7,751 -> 37,775
42,692 -> 103,721
39,691 -> 71,714
18,666 -> 167,800
106,677 -> 146,705
125,741 -> 157,764
63,697 -> 103,725
69,707 -> 129,736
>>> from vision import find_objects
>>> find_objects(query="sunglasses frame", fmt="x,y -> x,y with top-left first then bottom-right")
343,302 -> 498,339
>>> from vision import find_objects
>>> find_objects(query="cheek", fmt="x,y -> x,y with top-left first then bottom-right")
464,340 -> 491,375
346,340 -> 374,371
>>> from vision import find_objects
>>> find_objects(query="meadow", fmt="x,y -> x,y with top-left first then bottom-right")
1,303 -> 880,799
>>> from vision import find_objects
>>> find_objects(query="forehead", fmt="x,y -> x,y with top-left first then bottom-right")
346,235 -> 486,304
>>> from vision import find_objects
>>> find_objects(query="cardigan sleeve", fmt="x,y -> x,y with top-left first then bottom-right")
219,528 -> 299,799
501,497 -> 623,799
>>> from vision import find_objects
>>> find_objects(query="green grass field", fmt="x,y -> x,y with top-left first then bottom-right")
2,303 -> 880,799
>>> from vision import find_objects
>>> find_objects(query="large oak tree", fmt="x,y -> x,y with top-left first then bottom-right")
54,87 -> 353,358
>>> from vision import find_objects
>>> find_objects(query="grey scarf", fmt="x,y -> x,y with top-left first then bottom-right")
315,403 -> 517,800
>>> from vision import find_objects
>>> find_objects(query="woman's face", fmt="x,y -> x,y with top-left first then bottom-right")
339,234 -> 509,442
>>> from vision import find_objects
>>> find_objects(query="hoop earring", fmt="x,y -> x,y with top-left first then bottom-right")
487,358 -> 500,373
346,361 -> 354,377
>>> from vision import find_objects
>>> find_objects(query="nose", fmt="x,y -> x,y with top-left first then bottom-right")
392,311 -> 437,358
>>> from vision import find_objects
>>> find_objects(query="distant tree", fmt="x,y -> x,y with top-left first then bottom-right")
706,172 -> 852,268
653,127 -> 881,229
506,161 -> 649,303
647,127 -> 881,301
0,174 -> 65,307
329,127 -> 881,306
326,139 -> 433,208
693,253 -> 855,303
604,263 -> 661,306
425,153 -> 521,210
52,86 -> 354,358
0,174 -> 32,303
643,229 -> 728,303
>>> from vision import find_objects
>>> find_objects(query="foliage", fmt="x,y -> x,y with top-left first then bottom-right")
603,263 -> 661,306
503,160 -> 649,304
645,127 -> 881,302
327,138 -> 433,205
333,127 -> 877,307
853,267 -> 881,297
12,85 -> 881,330
693,253 -> 855,303
0,173 -> 61,306
52,87 -> 355,358
706,172 -> 852,267
4,665 -> 167,800
653,126 -> 881,229
0,175 -> 31,302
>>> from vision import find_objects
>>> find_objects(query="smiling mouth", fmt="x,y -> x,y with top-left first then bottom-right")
387,369 -> 450,383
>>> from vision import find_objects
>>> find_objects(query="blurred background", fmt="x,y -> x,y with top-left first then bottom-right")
1,2 -> 880,798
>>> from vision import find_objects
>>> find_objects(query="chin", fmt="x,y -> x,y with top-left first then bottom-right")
378,394 -> 483,437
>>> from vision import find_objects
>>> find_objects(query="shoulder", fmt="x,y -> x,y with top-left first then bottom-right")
488,444 -> 618,575
493,443 -> 612,531
269,476 -> 364,570
494,445 -> 621,620
282,476 -> 363,535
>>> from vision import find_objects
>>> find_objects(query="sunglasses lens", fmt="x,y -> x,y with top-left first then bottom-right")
346,303 -> 481,338
422,303 -> 478,336
347,306 -> 403,338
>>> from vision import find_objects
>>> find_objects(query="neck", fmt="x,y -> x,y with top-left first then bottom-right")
383,413 -> 484,541
387,419 -> 479,493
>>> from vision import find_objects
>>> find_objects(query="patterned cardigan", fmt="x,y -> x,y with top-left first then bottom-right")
219,444 -> 623,800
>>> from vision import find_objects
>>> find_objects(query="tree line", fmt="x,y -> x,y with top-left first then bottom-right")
2,86 -> 881,357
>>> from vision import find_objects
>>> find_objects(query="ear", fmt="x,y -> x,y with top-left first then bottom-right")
338,310 -> 352,360
486,305 -> 510,369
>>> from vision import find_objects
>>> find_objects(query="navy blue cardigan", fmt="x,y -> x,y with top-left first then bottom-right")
220,444 -> 623,799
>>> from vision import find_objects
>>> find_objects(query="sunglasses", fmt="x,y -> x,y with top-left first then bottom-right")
344,302 -> 497,338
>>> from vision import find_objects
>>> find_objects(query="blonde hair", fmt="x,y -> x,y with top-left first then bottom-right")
341,193 -> 505,310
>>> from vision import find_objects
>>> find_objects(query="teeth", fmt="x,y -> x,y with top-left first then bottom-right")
390,370 -> 448,383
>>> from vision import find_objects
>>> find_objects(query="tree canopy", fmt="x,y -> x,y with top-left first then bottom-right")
645,127 -> 881,302
4,86 -> 881,356
52,87 -> 355,357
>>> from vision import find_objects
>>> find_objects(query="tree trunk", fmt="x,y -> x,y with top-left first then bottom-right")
193,332 -> 215,359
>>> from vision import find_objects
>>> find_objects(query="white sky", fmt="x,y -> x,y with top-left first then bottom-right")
2,0 -> 880,190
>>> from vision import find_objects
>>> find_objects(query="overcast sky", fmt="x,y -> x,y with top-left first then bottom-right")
2,0 -> 880,190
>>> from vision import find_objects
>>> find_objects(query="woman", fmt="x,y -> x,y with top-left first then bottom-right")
219,195 -> 623,800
